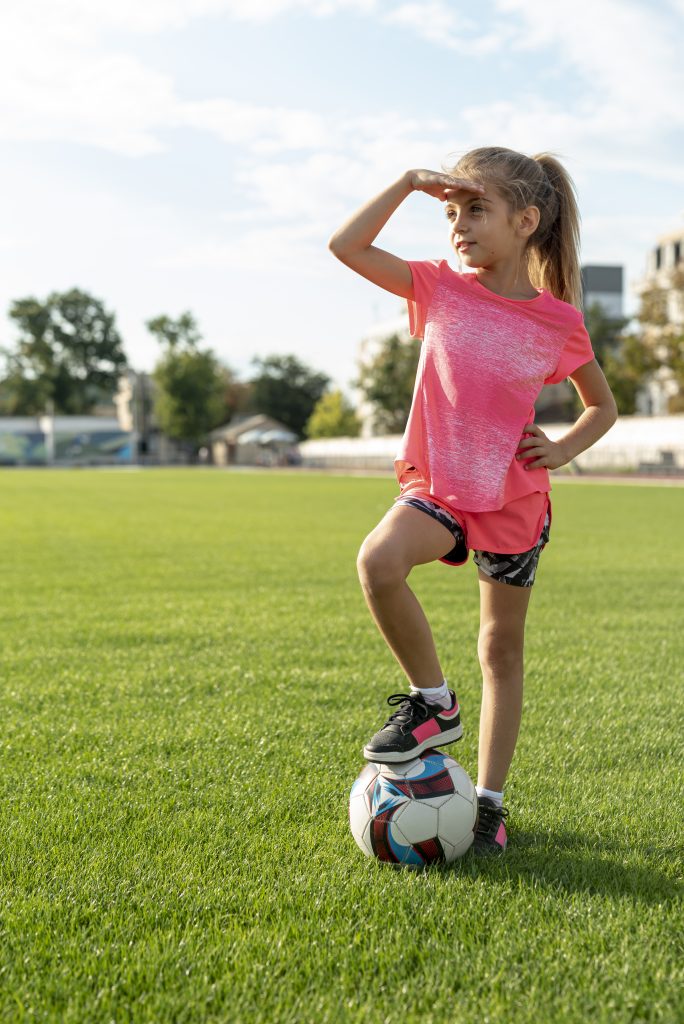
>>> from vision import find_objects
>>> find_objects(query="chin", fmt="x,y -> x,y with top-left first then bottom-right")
455,250 -> 480,267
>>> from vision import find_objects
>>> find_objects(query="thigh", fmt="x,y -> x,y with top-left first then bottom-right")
360,504 -> 459,575
477,570 -> 532,649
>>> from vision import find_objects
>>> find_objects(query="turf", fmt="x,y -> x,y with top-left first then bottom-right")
0,468 -> 682,1023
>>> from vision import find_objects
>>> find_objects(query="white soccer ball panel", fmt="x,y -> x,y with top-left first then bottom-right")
446,762 -> 477,801
416,795 -> 452,810
393,799 -> 439,843
439,838 -> 457,863
349,793 -> 372,853
386,820 -> 422,864
378,759 -> 423,780
437,792 -> 478,848
358,816 -> 376,857
350,762 -> 380,802
449,828 -> 475,859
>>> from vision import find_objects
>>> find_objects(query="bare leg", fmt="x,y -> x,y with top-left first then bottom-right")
476,570 -> 532,792
357,505 -> 458,689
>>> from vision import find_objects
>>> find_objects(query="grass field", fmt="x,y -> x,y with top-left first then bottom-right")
1,468 -> 682,1024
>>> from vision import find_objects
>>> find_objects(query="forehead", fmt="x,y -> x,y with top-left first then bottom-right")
445,191 -> 497,210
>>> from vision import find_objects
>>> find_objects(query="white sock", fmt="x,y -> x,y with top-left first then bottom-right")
476,786 -> 504,807
410,679 -> 452,709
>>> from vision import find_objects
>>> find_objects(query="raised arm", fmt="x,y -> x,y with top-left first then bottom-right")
327,171 -> 416,300
327,169 -> 486,301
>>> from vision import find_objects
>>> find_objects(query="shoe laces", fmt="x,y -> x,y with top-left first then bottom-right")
475,800 -> 509,839
382,692 -> 429,733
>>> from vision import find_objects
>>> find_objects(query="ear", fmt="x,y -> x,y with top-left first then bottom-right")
516,205 -> 540,238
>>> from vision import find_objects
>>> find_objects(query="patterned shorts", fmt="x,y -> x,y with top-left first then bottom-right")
394,496 -> 551,588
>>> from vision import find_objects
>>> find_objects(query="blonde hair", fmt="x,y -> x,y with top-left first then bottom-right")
442,146 -> 583,310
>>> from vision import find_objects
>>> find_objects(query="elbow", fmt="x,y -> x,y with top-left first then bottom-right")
606,397 -> 619,424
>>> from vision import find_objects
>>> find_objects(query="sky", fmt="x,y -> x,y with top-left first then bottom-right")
1,0 -> 683,400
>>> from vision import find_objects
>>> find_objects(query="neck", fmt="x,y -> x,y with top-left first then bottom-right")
475,255 -> 538,299
476,273 -> 539,300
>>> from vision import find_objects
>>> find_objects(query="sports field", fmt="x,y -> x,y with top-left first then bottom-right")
1,469 -> 682,1023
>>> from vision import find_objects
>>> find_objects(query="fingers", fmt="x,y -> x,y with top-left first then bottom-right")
443,179 -> 486,195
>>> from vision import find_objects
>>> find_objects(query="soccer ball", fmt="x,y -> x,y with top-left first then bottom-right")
349,749 -> 477,866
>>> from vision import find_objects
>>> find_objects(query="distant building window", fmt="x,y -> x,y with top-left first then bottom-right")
655,246 -> 662,270
674,241 -> 682,265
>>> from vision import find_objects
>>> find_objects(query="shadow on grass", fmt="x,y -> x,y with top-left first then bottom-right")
451,828 -> 682,905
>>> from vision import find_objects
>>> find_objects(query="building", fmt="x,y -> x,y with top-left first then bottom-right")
639,222 -> 684,324
114,369 -> 188,463
0,415 -> 132,466
633,220 -> 684,414
581,265 -> 624,319
209,414 -> 299,466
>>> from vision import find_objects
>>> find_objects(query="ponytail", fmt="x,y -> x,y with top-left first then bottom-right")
527,152 -> 583,310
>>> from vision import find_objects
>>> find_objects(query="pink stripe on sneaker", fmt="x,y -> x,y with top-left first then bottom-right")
439,699 -> 460,720
413,718 -> 441,744
495,821 -> 507,849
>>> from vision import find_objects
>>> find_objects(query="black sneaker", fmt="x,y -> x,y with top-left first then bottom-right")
472,796 -> 509,855
363,690 -> 463,763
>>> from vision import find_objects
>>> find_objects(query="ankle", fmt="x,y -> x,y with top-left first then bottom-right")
476,785 -> 504,808
409,679 -> 452,709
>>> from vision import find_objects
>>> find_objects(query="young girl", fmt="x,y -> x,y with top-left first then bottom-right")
328,147 -> 618,856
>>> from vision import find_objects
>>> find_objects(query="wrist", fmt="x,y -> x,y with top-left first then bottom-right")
403,170 -> 416,192
557,438 -> 573,465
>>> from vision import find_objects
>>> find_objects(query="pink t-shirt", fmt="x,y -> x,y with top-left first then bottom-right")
395,259 -> 595,515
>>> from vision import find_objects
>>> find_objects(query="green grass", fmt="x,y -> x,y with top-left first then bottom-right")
1,468 -> 682,1024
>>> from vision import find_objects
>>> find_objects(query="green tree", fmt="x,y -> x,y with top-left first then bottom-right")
601,333 -> 660,415
660,331 -> 684,412
654,265 -> 684,411
575,300 -> 638,417
148,312 -> 225,452
306,389 -> 361,438
353,333 -> 419,434
248,355 -> 330,438
0,289 -> 127,414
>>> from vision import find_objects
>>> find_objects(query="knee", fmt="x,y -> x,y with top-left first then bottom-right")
477,625 -> 524,673
357,536 -> 406,593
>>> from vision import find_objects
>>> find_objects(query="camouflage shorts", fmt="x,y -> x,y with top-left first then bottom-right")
394,496 -> 551,588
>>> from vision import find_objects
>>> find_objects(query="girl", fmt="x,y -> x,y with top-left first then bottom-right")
328,147 -> 618,856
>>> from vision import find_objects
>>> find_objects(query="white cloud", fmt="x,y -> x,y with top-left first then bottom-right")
382,2 -> 516,55
2,0 -> 682,171
495,0 -> 684,128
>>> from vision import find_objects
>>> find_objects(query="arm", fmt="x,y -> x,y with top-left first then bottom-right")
327,169 -> 486,301
516,358 -> 618,469
327,171 -> 416,300
557,358 -> 619,463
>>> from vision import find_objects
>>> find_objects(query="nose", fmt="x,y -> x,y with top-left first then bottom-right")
450,210 -> 469,233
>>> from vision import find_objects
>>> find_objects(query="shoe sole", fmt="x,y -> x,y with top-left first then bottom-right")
362,723 -> 463,763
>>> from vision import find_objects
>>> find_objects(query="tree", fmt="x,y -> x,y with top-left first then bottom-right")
353,333 -> 419,434
306,389 -> 361,438
149,312 -> 225,451
0,289 -> 127,415
660,331 -> 684,412
576,300 -> 652,417
601,333 -> 660,415
585,265 -> 684,416
650,265 -> 684,411
248,355 -> 330,438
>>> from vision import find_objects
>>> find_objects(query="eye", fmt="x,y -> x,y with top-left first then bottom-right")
446,205 -> 484,219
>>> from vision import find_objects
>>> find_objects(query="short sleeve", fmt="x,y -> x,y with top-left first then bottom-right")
544,315 -> 595,385
406,259 -> 447,339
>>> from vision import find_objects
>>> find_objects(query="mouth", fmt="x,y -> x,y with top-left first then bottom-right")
456,242 -> 474,251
